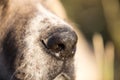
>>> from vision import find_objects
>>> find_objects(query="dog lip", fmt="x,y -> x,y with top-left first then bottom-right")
53,72 -> 70,80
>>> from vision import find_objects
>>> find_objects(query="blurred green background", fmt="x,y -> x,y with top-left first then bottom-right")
60,0 -> 120,79
60,0 -> 110,44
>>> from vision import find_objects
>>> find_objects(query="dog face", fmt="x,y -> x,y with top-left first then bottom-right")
0,0 -> 77,80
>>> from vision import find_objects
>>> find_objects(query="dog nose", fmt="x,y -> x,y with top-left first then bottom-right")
44,28 -> 77,60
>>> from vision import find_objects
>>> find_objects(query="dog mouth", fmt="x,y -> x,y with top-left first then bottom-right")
10,71 -> 71,80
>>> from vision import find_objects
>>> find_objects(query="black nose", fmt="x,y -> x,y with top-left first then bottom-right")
42,28 -> 77,60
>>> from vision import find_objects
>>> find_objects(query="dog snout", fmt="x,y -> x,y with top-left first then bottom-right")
42,27 -> 78,60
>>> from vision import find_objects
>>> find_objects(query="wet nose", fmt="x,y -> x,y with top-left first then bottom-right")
43,28 -> 77,60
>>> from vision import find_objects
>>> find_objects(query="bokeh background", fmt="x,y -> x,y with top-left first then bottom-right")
60,0 -> 120,79
61,0 -> 109,44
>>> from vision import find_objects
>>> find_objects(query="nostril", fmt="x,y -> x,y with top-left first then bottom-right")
57,44 -> 65,51
41,38 -> 65,52
46,35 -> 66,52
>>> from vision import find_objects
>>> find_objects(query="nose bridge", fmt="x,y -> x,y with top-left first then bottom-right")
37,3 -> 73,29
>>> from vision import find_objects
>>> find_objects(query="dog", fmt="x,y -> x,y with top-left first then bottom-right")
0,0 -> 78,80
